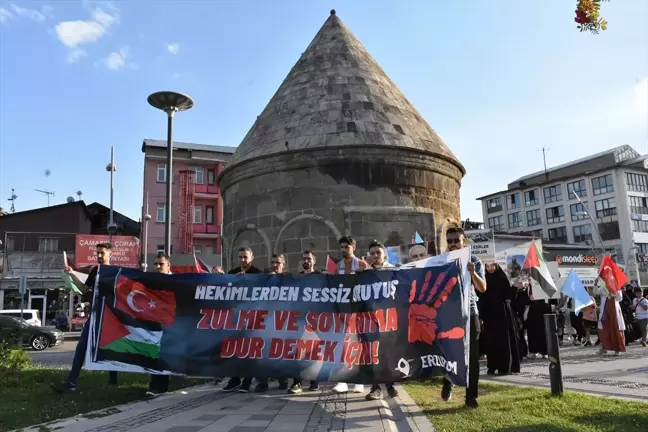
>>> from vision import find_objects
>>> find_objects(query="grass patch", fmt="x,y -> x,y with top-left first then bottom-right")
0,366 -> 208,432
404,379 -> 648,432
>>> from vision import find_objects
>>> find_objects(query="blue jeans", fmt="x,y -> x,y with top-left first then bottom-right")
68,319 -> 118,386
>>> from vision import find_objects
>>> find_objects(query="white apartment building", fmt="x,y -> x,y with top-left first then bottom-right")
477,145 -> 648,284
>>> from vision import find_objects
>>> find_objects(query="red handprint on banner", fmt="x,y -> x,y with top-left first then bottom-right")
408,270 -> 465,345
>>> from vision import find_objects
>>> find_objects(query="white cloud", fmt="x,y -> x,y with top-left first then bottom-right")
0,4 -> 52,24
167,43 -> 180,55
99,47 -> 135,70
0,8 -> 12,23
54,4 -> 119,63
67,48 -> 87,63
11,4 -> 46,22
635,77 -> 648,117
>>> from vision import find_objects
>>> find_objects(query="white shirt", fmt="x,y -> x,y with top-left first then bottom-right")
633,297 -> 648,320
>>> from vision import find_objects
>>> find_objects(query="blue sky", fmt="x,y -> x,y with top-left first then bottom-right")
0,0 -> 646,223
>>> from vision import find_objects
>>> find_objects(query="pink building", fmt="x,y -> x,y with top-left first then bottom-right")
141,139 -> 235,266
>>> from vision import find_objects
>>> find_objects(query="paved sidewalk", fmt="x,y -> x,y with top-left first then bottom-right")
481,342 -> 648,401
23,383 -> 435,432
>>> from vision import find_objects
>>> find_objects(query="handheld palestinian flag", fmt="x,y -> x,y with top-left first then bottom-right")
62,251 -> 92,294
326,256 -> 338,274
521,241 -> 557,297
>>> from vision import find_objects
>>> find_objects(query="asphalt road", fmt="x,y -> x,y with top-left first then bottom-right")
28,339 -> 77,368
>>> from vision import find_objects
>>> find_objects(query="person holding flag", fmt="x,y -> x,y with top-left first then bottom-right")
595,256 -> 628,356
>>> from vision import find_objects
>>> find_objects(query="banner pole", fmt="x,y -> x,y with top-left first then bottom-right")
543,313 -> 564,396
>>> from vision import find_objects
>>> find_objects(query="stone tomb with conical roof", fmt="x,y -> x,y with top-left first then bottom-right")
219,10 -> 465,268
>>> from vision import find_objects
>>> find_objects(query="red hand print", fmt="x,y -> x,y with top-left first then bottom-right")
408,270 -> 465,345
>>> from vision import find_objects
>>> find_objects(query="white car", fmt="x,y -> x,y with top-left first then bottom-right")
0,309 -> 42,327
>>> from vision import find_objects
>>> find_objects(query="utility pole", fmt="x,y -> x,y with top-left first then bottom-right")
538,147 -> 550,179
8,189 -> 17,213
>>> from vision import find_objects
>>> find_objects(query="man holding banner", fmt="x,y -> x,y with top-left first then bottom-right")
442,227 -> 487,408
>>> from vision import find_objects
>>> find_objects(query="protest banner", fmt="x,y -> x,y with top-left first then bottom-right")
465,229 -> 495,263
85,249 -> 471,386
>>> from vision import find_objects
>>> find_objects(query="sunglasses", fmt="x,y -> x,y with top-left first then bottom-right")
446,238 -> 461,244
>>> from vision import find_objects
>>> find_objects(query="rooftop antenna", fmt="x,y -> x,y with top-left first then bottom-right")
538,147 -> 550,180
76,190 -> 83,201
35,189 -> 55,207
8,188 -> 17,213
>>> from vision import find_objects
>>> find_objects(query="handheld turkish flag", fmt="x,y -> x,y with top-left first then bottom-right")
598,255 -> 628,295
114,274 -> 176,326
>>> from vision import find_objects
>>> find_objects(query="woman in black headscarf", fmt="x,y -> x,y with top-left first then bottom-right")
481,263 -> 521,375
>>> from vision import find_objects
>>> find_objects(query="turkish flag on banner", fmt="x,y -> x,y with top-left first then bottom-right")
114,274 -> 177,326
598,255 -> 628,295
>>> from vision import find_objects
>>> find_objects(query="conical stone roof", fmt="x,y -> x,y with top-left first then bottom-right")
227,10 -> 464,175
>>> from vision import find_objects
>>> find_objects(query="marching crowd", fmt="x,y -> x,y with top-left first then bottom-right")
50,229 -> 647,412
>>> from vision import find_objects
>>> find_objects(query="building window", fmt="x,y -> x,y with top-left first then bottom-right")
193,206 -> 202,224
530,229 -> 543,238
567,179 -> 586,199
488,215 -> 504,231
570,202 -> 588,221
526,209 -> 541,226
156,245 -> 165,253
594,198 -> 617,218
487,197 -> 502,213
572,224 -> 592,243
206,206 -> 215,224
5,236 -> 15,252
189,166 -> 205,185
525,190 -> 539,207
592,174 -> 614,196
208,169 -> 216,185
156,203 -> 166,222
632,220 -> 648,233
38,238 -> 58,253
638,243 -> 648,254
548,226 -> 568,243
545,205 -> 565,224
626,172 -> 648,192
543,185 -> 562,203
193,246 -> 202,255
629,196 -> 648,215
508,212 -> 522,228
507,193 -> 520,210
156,163 -> 167,182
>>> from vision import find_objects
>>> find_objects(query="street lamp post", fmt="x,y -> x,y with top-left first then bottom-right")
147,91 -> 195,257
105,146 -> 118,244
142,191 -> 151,272
571,189 -> 606,255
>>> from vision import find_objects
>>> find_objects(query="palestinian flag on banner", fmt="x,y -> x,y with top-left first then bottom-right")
326,256 -> 338,274
521,241 -> 558,297
62,251 -> 93,294
97,304 -> 163,370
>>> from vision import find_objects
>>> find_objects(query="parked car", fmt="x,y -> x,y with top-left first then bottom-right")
0,315 -> 65,351
0,309 -> 42,327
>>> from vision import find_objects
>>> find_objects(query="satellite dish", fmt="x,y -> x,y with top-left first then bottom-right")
66,196 -> 75,203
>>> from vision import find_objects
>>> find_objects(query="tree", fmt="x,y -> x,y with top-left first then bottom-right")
575,0 -> 609,34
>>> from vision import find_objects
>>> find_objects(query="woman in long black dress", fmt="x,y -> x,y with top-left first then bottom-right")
481,263 -> 521,375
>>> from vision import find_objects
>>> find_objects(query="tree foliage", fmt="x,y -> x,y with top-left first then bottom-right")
575,0 -> 609,34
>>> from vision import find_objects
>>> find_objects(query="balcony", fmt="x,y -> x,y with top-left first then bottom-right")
194,184 -> 220,199
193,224 -> 219,239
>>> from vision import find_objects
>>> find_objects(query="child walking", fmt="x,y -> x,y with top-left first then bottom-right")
633,287 -> 648,347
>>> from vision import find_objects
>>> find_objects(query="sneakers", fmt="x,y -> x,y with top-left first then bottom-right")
386,384 -> 398,398
441,381 -> 453,402
145,391 -> 160,399
465,398 -> 479,409
239,381 -> 252,393
332,383 -> 348,393
278,379 -> 289,391
222,379 -> 241,392
352,384 -> 364,393
51,381 -> 76,393
288,382 -> 302,394
641,341 -> 647,347
308,381 -> 319,391
365,386 -> 382,401
254,381 -> 269,393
